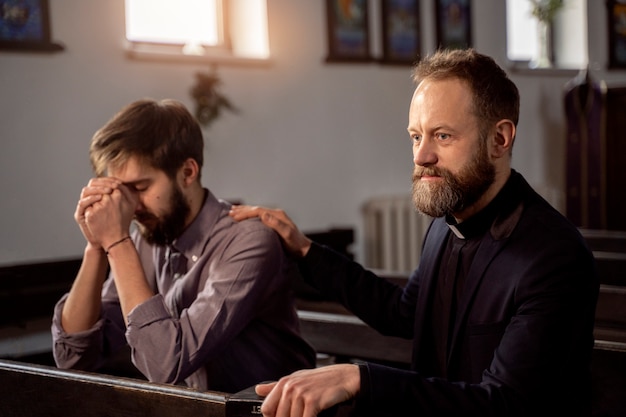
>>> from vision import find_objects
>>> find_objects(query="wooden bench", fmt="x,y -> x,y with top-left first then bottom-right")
0,258 -> 80,361
580,229 -> 626,349
0,359 -> 227,417
0,359 -> 358,417
0,257 -> 79,328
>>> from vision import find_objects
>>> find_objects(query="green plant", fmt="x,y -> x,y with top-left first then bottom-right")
529,0 -> 564,22
190,71 -> 238,127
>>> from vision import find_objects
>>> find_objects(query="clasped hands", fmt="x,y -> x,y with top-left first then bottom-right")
75,177 -> 138,252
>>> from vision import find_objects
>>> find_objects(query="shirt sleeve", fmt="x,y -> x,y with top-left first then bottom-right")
51,285 -> 128,371
125,223 -> 289,385
299,242 -> 414,338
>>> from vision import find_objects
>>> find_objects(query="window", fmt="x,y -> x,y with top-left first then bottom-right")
506,0 -> 588,70
125,0 -> 270,63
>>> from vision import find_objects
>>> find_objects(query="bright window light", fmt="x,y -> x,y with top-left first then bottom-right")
506,0 -> 588,69
506,0 -> 537,62
125,0 -> 270,62
230,0 -> 269,58
125,0 -> 220,46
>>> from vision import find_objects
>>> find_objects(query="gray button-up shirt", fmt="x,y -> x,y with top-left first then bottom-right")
52,190 -> 316,393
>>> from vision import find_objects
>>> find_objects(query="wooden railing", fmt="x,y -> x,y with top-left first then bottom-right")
581,229 -> 626,350
0,359 -> 356,417
0,359 -> 228,417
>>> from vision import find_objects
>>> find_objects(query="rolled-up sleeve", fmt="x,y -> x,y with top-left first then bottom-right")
51,292 -> 127,371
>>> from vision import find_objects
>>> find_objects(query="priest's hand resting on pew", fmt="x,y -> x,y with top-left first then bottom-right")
229,205 -> 312,258
254,364 -> 360,417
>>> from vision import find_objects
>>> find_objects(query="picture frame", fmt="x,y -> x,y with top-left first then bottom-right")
380,0 -> 421,65
325,0 -> 372,62
0,0 -> 63,52
434,0 -> 472,51
607,0 -> 626,69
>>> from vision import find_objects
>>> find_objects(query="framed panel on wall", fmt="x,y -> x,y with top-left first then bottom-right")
434,0 -> 472,51
607,0 -> 626,69
0,0 -> 63,52
380,0 -> 421,65
325,0 -> 372,62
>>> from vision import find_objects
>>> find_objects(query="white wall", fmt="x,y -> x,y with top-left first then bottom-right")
0,0 -> 623,265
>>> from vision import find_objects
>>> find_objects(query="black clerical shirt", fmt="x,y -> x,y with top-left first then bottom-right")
430,196 -> 505,378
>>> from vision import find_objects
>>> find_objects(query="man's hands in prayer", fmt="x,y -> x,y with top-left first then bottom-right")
229,205 -> 312,258
75,177 -> 138,250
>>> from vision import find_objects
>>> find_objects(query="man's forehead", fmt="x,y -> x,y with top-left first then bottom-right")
107,155 -> 160,182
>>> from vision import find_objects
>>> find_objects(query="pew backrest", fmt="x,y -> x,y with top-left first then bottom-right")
0,359 -> 227,417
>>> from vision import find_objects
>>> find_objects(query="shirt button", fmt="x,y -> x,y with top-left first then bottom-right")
192,255 -> 198,262
173,273 -> 181,279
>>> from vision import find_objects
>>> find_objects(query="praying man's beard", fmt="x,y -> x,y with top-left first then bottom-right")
411,142 -> 496,218
135,185 -> 191,246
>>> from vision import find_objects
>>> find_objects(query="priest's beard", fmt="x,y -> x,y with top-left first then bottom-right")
412,135 -> 496,218
135,183 -> 190,246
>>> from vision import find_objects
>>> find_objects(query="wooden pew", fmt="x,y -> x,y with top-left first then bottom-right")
295,269 -> 412,367
594,285 -> 626,348
0,258 -> 81,362
0,359 -> 355,417
580,229 -> 626,349
0,359 -> 227,417
297,308 -> 412,367
581,228 -> 626,287
0,257 -> 80,328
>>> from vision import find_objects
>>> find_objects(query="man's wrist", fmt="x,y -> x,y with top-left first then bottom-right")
85,243 -> 105,256
104,236 -> 132,256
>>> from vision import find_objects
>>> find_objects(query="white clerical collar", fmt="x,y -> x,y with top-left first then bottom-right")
445,214 -> 466,239
447,223 -> 466,239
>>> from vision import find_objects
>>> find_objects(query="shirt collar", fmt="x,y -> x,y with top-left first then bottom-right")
445,169 -> 520,241
170,189 -> 224,261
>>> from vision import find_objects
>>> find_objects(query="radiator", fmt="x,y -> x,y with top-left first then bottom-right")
362,195 -> 432,273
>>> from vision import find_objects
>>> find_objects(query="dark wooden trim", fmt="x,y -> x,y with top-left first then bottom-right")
0,359 -> 227,417
580,228 -> 626,252
298,310 -> 412,366
0,257 -> 80,326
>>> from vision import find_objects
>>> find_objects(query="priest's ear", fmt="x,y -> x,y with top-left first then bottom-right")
491,119 -> 516,158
